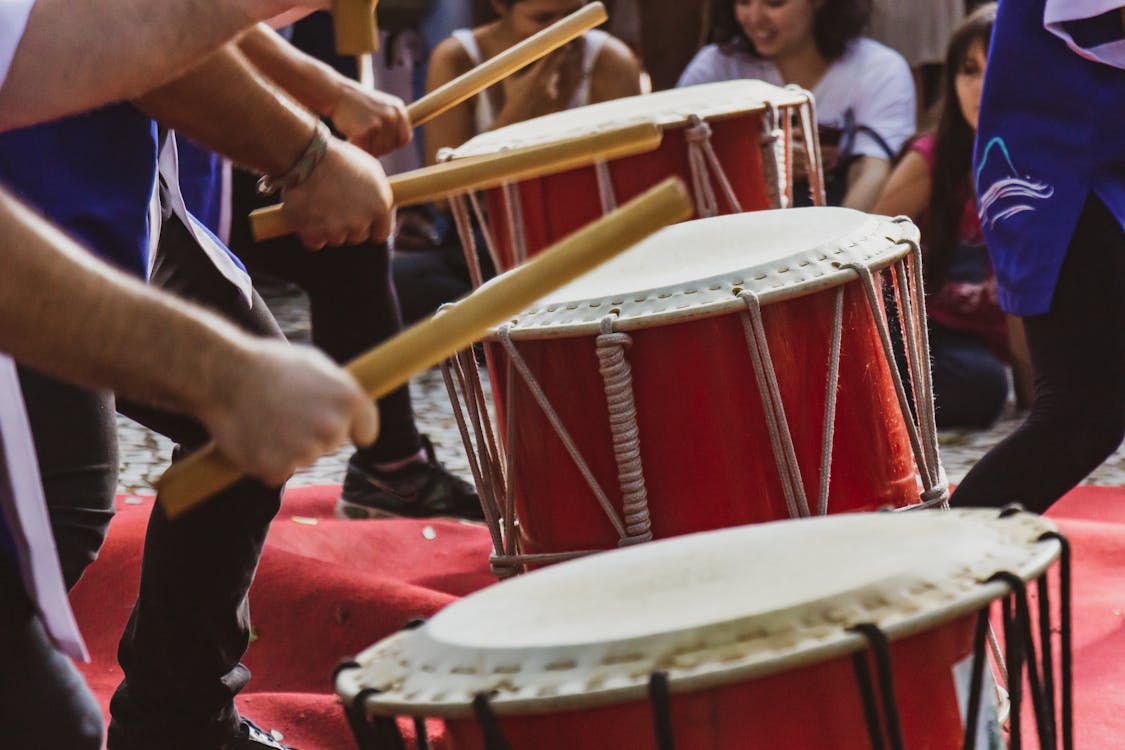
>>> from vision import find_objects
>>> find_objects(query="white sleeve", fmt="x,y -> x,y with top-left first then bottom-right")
849,46 -> 916,160
0,0 -> 36,87
1044,0 -> 1125,69
677,45 -> 732,88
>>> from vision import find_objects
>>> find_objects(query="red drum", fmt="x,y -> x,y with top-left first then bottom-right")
337,509 -> 1071,750
444,208 -> 948,572
445,81 -> 822,279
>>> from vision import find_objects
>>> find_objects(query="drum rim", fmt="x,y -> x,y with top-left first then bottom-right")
450,80 -> 812,160
336,509 -> 1059,719
483,210 -> 920,339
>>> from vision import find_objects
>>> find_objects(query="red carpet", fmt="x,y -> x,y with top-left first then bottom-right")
71,485 -> 1125,749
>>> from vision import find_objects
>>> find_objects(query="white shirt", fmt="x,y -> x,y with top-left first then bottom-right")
0,0 -> 36,84
1044,0 -> 1125,68
678,38 -> 917,161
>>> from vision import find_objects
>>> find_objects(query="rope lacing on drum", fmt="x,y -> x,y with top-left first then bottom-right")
685,114 -> 743,218
448,196 -> 486,289
470,190 -> 503,275
738,290 -> 811,518
648,672 -> 676,750
595,159 -> 618,214
440,350 -> 506,556
472,693 -> 514,750
848,624 -> 905,750
839,250 -> 948,510
758,102 -> 788,209
787,84 -> 827,206
497,325 -> 629,540
596,316 -> 653,543
817,287 -> 845,515
502,182 -> 530,265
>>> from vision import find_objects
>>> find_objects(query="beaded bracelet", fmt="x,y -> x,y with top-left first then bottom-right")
257,120 -> 331,196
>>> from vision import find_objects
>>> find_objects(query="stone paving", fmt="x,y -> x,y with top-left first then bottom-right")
115,289 -> 1125,496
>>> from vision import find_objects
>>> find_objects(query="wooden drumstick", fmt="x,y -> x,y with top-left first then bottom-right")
156,178 -> 693,518
249,121 -> 663,241
406,2 -> 608,126
333,0 -> 379,56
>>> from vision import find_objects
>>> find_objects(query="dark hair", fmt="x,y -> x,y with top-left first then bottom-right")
709,0 -> 872,62
474,0 -> 519,24
926,3 -> 996,290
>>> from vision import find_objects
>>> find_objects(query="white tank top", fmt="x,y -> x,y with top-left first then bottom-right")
451,28 -> 610,134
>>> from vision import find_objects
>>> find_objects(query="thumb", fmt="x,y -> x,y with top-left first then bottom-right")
350,399 -> 380,448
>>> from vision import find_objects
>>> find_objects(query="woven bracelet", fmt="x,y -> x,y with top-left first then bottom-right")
257,119 -> 331,196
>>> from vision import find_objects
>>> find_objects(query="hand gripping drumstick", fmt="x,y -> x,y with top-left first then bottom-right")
249,120 -> 663,241
155,178 -> 693,518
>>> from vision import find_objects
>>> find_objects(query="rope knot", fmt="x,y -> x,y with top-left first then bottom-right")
685,114 -> 713,143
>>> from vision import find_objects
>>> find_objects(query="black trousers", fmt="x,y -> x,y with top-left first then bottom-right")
952,195 -> 1125,513
20,215 -> 287,748
228,168 -> 419,465
0,560 -> 104,750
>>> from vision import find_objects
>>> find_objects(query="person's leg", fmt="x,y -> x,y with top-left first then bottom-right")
107,214 -> 289,749
928,326 -> 1010,429
952,195 -> 1125,513
228,168 -> 420,463
0,561 -> 104,750
229,169 -> 481,520
16,367 -> 117,589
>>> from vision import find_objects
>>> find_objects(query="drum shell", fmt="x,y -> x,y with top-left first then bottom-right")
488,276 -> 921,556
483,114 -> 773,270
443,613 -> 980,750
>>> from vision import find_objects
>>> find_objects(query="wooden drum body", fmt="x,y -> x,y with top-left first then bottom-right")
337,510 -> 1071,750
445,81 -> 822,279
444,209 -> 949,573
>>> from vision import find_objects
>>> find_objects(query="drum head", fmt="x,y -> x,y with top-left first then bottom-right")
451,81 -> 808,159
493,207 -> 919,338
339,509 -> 1058,716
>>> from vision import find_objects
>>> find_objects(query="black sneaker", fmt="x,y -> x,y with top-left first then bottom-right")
223,718 -> 297,749
336,436 -> 484,521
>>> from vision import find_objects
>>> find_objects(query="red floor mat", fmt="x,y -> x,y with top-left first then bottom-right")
71,485 -> 1124,748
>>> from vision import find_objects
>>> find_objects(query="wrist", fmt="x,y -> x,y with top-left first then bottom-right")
258,119 -> 331,196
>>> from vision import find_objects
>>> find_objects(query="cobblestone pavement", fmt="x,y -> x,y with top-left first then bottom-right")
116,289 -> 1125,496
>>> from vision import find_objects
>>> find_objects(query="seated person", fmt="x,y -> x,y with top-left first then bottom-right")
678,0 -> 916,210
872,3 -> 1030,429
393,0 -> 643,323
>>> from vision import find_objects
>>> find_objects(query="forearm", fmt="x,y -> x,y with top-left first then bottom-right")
0,0 -> 310,132
842,156 -> 892,212
134,43 -> 317,177
238,24 -> 345,117
0,190 -> 256,416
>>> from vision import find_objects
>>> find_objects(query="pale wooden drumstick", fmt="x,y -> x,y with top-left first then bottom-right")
156,178 -> 694,518
249,120 -> 663,241
406,3 -> 608,126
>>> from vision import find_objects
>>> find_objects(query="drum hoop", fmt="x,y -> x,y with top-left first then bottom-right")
451,81 -> 810,160
337,511 -> 1059,718
493,214 -> 919,339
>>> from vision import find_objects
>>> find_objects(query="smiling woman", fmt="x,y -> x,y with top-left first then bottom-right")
678,0 -> 915,211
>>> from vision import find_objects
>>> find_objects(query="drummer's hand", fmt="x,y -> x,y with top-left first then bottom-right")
281,137 -> 394,250
328,82 -> 412,157
495,42 -> 583,127
200,338 -> 378,487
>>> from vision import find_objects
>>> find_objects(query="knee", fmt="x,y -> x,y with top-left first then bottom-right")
932,353 -> 1009,429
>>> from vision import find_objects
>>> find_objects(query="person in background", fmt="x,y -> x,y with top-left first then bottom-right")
872,4 -> 1031,429
678,0 -> 915,210
390,0 -> 643,323
950,0 -> 1125,514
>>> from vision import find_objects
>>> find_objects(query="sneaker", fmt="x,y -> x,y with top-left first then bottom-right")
336,436 -> 484,521
223,718 -> 297,749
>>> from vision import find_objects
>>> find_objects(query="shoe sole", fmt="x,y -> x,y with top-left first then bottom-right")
335,497 -> 486,524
